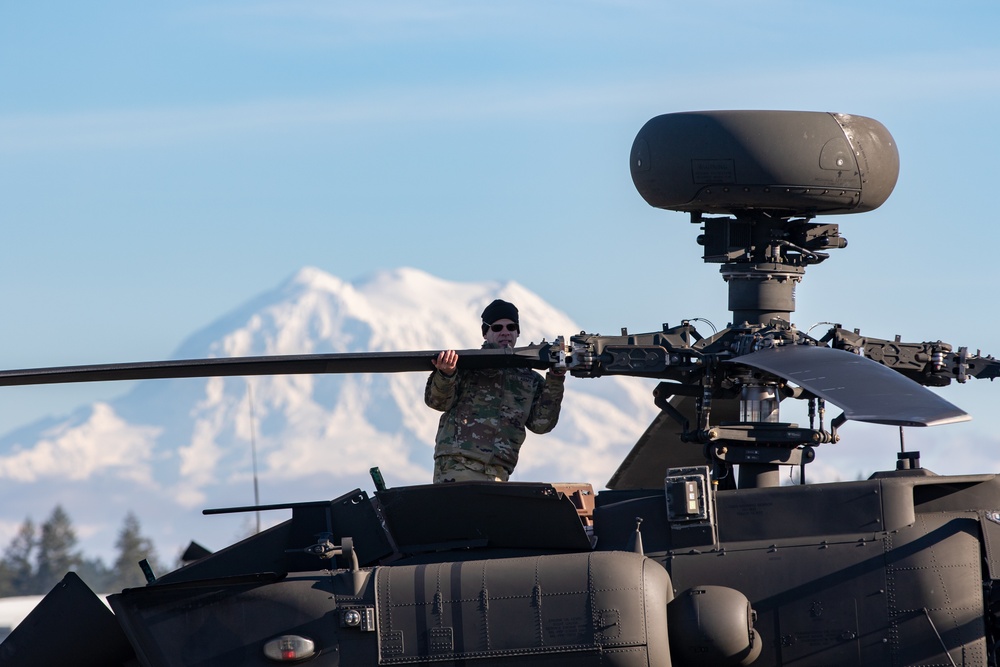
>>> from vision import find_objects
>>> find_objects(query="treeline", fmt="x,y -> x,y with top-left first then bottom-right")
0,505 -> 163,597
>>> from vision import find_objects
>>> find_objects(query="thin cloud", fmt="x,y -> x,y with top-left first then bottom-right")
2,46 -> 998,153
190,1 -> 504,23
0,84 -> 634,153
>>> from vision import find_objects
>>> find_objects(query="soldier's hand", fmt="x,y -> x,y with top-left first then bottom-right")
433,350 -> 458,376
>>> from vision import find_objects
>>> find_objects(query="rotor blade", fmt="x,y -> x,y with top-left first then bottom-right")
730,345 -> 969,427
0,344 -> 559,388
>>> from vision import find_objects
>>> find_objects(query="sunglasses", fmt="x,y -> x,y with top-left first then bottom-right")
489,323 -> 519,332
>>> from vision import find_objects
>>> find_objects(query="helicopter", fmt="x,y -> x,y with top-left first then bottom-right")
3,109 -> 1000,666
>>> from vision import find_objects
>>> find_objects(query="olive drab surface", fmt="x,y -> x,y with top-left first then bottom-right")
3,110 -> 1000,666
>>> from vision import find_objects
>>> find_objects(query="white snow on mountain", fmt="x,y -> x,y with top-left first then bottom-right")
0,267 -> 658,563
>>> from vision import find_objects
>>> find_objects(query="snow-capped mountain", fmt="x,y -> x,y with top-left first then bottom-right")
0,267 -> 658,564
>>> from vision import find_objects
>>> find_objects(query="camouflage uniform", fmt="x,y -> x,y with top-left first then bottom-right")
425,342 -> 565,483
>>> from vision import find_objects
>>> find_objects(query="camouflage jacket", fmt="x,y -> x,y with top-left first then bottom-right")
424,343 -> 565,474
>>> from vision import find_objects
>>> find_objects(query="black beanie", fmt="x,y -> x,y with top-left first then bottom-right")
481,299 -> 519,334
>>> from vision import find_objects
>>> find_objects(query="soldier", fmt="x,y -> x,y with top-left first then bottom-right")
425,299 -> 566,483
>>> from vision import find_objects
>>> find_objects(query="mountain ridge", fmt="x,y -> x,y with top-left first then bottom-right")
0,266 -> 657,562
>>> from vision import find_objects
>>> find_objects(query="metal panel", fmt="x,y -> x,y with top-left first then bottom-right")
980,510 -> 1000,580
717,481 -> 884,544
777,597 -> 861,665
374,552 -> 671,665
378,482 -> 592,553
0,573 -> 135,666
669,540 -> 890,666
883,514 -> 986,667
110,573 -> 353,667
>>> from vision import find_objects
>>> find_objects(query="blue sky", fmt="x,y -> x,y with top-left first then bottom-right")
2,1 -> 1000,476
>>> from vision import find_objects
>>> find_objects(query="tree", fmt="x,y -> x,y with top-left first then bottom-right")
33,505 -> 83,594
108,512 -> 161,591
0,517 -> 37,596
76,556 -> 114,593
0,507 -> 167,597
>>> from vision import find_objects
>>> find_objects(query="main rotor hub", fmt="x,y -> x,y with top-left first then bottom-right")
740,384 -> 780,423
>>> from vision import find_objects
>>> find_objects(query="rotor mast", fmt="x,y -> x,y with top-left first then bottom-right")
721,260 -> 803,326
698,210 -> 842,487
698,210 -> 844,326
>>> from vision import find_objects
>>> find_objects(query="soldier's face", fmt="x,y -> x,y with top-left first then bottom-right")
484,318 -> 519,348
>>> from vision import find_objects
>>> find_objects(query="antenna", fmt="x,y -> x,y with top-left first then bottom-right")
247,381 -> 261,534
